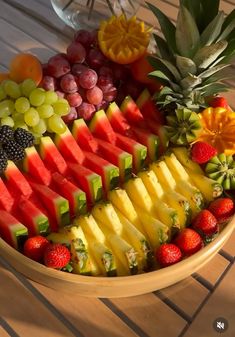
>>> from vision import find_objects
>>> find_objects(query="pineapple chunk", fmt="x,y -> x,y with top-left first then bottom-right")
99,224 -> 139,275
150,161 -> 176,190
75,215 -> 117,276
88,240 -> 117,277
172,147 -> 204,174
124,177 -> 155,213
164,153 -> 191,181
115,208 -> 154,271
107,188 -> 145,235
138,170 -> 180,231
134,205 -> 169,249
92,202 -> 123,236
187,171 -> 223,202
63,225 -> 100,276
47,232 -> 71,246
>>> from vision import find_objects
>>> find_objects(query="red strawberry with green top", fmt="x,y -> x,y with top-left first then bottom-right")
156,243 -> 182,267
44,243 -> 71,269
208,198 -> 234,223
192,210 -> 218,237
23,235 -> 49,262
191,141 -> 217,164
209,96 -> 229,109
174,228 -> 203,256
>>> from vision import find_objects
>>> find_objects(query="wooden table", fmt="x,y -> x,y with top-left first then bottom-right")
1,1 -> 235,336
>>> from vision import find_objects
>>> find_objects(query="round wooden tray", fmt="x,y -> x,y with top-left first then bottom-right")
1,217 -> 235,298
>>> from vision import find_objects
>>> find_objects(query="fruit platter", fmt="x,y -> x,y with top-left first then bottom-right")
1,0 -> 235,298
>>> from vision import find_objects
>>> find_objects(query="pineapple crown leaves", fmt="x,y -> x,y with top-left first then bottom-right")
146,0 -> 235,111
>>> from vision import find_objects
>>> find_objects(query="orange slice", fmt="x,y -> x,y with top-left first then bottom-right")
98,15 -> 151,65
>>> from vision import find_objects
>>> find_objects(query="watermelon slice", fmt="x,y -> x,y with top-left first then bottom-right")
121,96 -> 146,126
68,163 -> 103,205
0,178 -> 14,212
18,196 -> 50,236
96,138 -> 133,182
89,110 -> 116,145
54,127 -> 85,164
136,89 -> 164,124
51,172 -> 87,217
0,211 -> 28,249
132,127 -> 159,162
23,146 -> 51,186
40,136 -> 68,175
4,161 -> 32,198
115,133 -> 147,173
29,181 -> 70,231
106,102 -> 132,135
145,119 -> 168,154
72,119 -> 98,153
83,151 -> 120,193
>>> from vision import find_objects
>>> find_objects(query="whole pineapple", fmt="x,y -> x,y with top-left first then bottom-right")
147,0 -> 235,113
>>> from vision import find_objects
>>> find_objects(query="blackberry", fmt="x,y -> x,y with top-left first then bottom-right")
0,125 -> 14,144
0,149 -> 8,174
14,128 -> 34,149
3,140 -> 25,162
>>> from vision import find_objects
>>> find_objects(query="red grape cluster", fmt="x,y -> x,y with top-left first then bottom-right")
41,30 -> 144,124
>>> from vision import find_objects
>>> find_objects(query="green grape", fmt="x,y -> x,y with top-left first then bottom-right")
0,87 -> 6,101
29,88 -> 45,107
44,91 -> 58,105
1,116 -> 14,127
21,79 -> 37,97
15,97 -> 30,114
0,100 -> 15,118
33,119 -> 47,134
3,80 -> 21,99
14,122 -> 29,130
12,111 -> 24,122
24,107 -> 40,127
52,100 -> 70,116
48,114 -> 66,134
37,104 -> 54,118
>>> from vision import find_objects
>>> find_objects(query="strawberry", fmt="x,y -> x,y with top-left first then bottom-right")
191,141 -> 217,164
208,198 -> 234,223
209,96 -> 229,109
44,243 -> 71,269
156,243 -> 182,267
23,235 -> 49,262
174,228 -> 203,256
192,210 -> 218,237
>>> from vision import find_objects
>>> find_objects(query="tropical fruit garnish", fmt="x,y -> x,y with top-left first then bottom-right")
197,107 -> 235,155
98,15 -> 151,64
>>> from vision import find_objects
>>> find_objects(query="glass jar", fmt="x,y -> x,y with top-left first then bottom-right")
50,0 -> 143,30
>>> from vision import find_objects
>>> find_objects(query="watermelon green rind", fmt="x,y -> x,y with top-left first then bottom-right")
73,190 -> 87,215
133,145 -> 147,172
36,215 -> 50,235
119,153 -> 133,182
147,135 -> 159,161
14,227 -> 28,250
89,174 -> 103,203
103,165 -> 120,191
0,212 -> 28,249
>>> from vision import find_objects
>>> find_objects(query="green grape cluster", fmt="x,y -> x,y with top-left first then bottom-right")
0,79 -> 69,142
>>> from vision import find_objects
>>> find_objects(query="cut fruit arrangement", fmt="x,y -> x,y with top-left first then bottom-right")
1,0 -> 235,279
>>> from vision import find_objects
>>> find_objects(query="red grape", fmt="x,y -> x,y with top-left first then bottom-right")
40,76 -> 57,91
99,66 -> 113,79
56,90 -> 65,98
62,107 -> 77,124
77,102 -> 96,121
90,30 -> 98,45
72,64 -> 88,77
79,69 -> 98,89
97,76 -> 113,92
86,86 -> 103,105
42,63 -> 49,76
67,42 -> 86,64
60,74 -> 78,94
74,30 -> 92,47
113,63 -> 129,81
96,100 -> 109,111
66,92 -> 82,107
87,48 -> 106,69
124,81 -> 143,100
103,86 -> 117,102
47,54 -> 71,78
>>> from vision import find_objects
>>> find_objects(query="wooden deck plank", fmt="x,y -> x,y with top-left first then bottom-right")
160,277 -> 209,319
0,264 -> 75,337
110,293 -> 187,337
195,253 -> 230,287
184,262 -> 235,337
0,326 -> 11,337
32,282 -> 140,337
